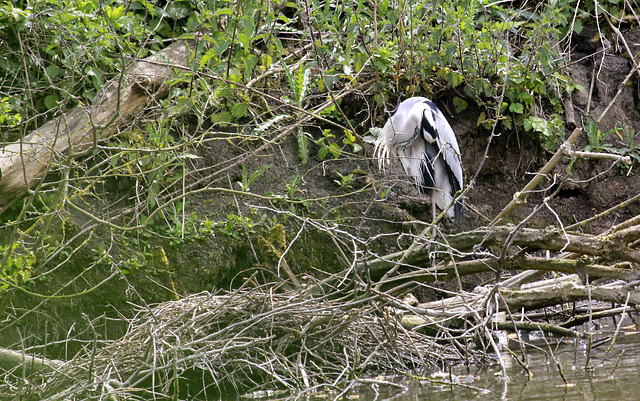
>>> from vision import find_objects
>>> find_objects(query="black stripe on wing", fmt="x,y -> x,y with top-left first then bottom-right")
419,144 -> 437,195
417,102 -> 440,194
420,103 -> 440,141
424,100 -> 445,139
419,102 -> 463,221
448,161 -> 463,221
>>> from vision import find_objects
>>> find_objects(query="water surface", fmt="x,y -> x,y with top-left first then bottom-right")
352,316 -> 640,401
241,315 -> 640,401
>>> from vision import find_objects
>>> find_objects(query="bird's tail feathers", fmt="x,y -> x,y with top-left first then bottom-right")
434,185 -> 463,222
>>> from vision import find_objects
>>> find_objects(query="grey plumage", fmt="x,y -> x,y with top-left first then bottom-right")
374,97 -> 464,221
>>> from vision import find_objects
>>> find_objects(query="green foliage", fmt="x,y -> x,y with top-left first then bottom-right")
334,172 -> 354,191
584,121 -> 612,153
0,243 -> 35,290
583,121 -> 640,173
238,164 -> 271,192
0,0 -> 618,152
342,130 -> 362,154
219,213 -> 255,239
297,129 -> 310,165
315,130 -> 342,161
283,63 -> 312,106
285,173 -> 303,201
0,0 -> 164,133
523,114 -> 565,152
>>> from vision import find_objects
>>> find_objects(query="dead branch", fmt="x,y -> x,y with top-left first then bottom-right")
0,38 -> 196,214
364,223 -> 640,279
493,321 -> 581,338
564,149 -> 632,165
399,275 -> 640,336
560,305 -> 637,329
0,347 -> 63,376
501,275 -> 640,309
379,255 -> 638,287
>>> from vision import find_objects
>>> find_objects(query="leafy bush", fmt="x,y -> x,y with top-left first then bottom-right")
0,0 -> 622,296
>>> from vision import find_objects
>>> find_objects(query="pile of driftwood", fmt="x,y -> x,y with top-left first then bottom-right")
3,287 -> 475,400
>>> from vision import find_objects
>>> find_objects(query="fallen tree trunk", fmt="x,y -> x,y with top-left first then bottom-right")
365,224 -> 640,277
0,37 -> 196,214
501,274 -> 640,309
399,274 -> 640,336
0,347 -> 63,376
377,255 -> 639,288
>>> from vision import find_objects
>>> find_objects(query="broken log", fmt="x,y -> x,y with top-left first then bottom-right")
0,347 -> 63,376
377,255 -> 639,287
399,274 -> 640,336
0,37 -> 196,214
364,224 -> 640,279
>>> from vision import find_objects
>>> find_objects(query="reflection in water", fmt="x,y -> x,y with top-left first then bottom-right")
240,317 -> 640,401
354,316 -> 640,401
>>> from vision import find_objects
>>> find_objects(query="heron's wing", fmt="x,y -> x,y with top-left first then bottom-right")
418,101 -> 463,193
432,113 -> 463,192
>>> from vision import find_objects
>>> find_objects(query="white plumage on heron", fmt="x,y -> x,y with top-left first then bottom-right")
374,97 -> 464,221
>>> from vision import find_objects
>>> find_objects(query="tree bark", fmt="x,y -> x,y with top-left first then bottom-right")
400,274 -> 640,335
0,347 -> 63,376
364,223 -> 640,278
0,38 -> 196,214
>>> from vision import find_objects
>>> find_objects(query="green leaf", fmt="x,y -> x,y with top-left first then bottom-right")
477,112 -> 487,127
297,132 -> 309,164
453,97 -> 468,113
201,48 -> 220,68
509,102 -> 524,114
524,116 -> 547,132
260,54 -> 272,69
572,20 -> 583,34
329,143 -> 341,159
45,65 -> 60,79
105,5 -> 124,21
214,8 -> 234,15
343,130 -> 356,145
517,91 -> 534,104
448,71 -> 463,88
166,2 -> 190,19
318,146 -> 328,160
231,102 -> 248,118
44,94 -> 59,109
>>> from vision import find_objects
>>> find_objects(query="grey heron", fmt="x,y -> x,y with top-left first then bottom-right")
374,97 -> 463,221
